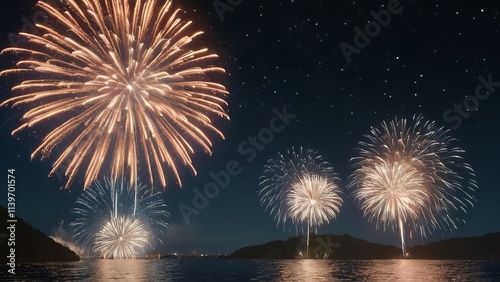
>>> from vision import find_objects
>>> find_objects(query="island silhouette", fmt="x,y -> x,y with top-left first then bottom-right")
229,232 -> 500,259
1,206 -> 79,264
2,205 -> 499,262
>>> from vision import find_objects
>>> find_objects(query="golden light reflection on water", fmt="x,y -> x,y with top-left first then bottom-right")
95,259 -> 164,281
273,259 -> 334,282
13,258 -> 498,281
356,259 -> 462,281
259,259 -> 492,282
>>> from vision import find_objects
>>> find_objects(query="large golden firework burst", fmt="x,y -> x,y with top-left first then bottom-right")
1,0 -> 229,189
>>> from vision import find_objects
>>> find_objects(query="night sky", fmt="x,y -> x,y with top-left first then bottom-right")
1,0 -> 500,255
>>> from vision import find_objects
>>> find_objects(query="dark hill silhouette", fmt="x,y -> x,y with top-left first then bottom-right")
230,234 -> 400,259
230,232 -> 500,259
1,206 -> 80,263
408,232 -> 500,259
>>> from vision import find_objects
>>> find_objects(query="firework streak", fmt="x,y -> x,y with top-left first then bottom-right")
1,0 -> 229,189
349,115 -> 477,256
71,178 -> 169,259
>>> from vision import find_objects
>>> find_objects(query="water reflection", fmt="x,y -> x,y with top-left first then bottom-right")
95,258 -> 171,281
7,258 -> 499,281
354,259 -> 480,281
342,259 -> 444,281
255,259 -> 500,282
274,260 -> 335,282
391,260 -> 447,281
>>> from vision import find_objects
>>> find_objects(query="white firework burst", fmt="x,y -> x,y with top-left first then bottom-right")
349,114 -> 477,256
259,147 -> 342,229
71,178 -> 169,258
259,147 -> 343,258
94,216 -> 150,259
287,174 -> 343,228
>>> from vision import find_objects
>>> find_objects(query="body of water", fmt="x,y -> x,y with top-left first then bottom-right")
2,259 -> 499,281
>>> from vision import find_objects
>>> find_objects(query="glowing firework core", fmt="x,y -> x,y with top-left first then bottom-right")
360,158 -> 429,225
287,174 -> 342,228
94,216 -> 150,259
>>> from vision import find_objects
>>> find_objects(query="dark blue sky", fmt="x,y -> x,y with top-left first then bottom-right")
1,0 -> 500,254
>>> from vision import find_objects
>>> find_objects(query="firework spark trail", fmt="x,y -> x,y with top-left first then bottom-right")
349,115 -> 477,256
1,0 -> 229,189
286,173 -> 343,258
259,147 -> 342,230
287,174 -> 343,228
71,178 -> 169,259
259,147 -> 343,258
94,216 -> 150,259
